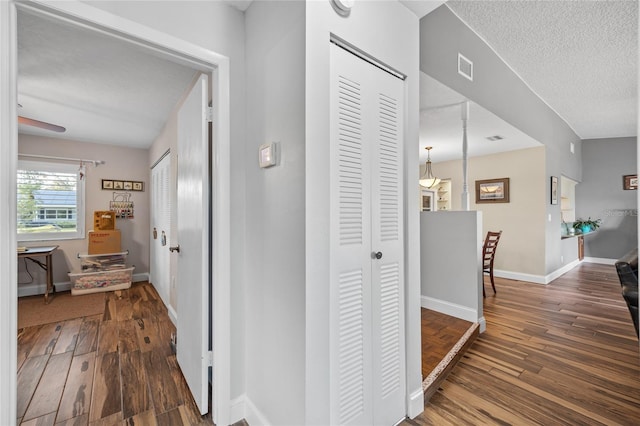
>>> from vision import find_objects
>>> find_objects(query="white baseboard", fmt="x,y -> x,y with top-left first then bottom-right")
583,257 -> 617,265
493,269 -> 546,284
133,272 -> 149,282
229,395 -> 247,426
229,394 -> 272,426
544,258 -> 582,283
167,305 -> 178,327
478,315 -> 487,333
407,387 -> 425,419
421,295 -> 479,323
494,259 -> 584,285
18,282 -> 63,297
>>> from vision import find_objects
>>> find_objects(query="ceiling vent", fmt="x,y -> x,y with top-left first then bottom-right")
486,135 -> 504,141
458,53 -> 473,81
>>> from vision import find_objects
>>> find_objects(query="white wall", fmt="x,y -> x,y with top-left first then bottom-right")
420,211 -> 484,326
244,1 -> 306,424
432,147 -> 547,277
18,135 -> 149,293
305,1 -> 422,423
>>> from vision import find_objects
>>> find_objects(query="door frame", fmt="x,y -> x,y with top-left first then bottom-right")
0,1 -> 232,424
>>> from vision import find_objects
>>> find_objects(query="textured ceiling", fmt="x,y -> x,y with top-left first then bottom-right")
18,10 -> 198,148
18,1 -> 637,153
445,0 -> 638,140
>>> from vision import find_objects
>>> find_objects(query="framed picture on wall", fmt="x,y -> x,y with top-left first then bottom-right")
550,176 -> 558,204
421,191 -> 433,212
132,181 -> 144,191
475,177 -> 510,203
623,174 -> 638,190
102,180 -> 113,190
113,181 -> 124,190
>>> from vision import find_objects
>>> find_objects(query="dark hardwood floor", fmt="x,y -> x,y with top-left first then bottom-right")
18,263 -> 639,425
421,309 -> 472,379
407,262 -> 640,425
17,282 -> 212,426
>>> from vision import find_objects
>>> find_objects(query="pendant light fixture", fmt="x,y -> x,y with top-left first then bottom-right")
419,146 -> 441,189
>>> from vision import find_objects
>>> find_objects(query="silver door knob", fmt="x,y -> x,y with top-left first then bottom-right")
373,251 -> 382,260
169,245 -> 180,253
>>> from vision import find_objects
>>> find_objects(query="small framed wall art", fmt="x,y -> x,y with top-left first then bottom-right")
550,176 -> 558,205
623,174 -> 638,190
475,177 -> 510,203
102,179 -> 145,191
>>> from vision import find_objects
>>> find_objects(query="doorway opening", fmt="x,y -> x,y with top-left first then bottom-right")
1,2 -> 231,424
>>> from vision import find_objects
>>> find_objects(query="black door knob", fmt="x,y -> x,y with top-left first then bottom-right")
374,251 -> 383,260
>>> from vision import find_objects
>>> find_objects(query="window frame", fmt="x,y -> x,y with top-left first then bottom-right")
17,160 -> 85,242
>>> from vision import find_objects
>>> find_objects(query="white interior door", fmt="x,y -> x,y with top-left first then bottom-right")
329,43 -> 406,426
150,153 -> 171,308
176,74 -> 209,415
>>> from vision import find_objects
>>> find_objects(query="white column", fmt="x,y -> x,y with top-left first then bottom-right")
461,101 -> 470,210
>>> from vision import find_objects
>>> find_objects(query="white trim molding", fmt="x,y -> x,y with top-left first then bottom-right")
478,315 -> 487,333
0,1 -> 18,421
493,268 -> 547,284
421,295 -> 480,324
243,395 -> 272,426
493,258 -> 583,285
408,387 -> 425,419
583,257 -> 617,265
4,1 -> 232,424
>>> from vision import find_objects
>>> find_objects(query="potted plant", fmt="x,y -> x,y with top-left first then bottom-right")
572,217 -> 601,234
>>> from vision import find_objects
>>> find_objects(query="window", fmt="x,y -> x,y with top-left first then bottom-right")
17,160 -> 85,241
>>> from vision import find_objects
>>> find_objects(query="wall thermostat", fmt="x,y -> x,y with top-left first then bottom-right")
259,142 -> 277,168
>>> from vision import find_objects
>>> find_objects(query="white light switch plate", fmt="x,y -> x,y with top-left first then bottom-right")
259,142 -> 276,168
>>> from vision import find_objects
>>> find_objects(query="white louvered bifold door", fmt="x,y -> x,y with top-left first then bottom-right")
329,43 -> 405,426
150,153 -> 171,309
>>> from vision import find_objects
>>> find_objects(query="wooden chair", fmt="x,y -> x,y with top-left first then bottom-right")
483,231 -> 502,297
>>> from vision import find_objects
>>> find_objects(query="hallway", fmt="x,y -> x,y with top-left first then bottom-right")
407,263 -> 640,425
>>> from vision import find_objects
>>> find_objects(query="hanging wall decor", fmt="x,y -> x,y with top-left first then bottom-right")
102,179 -> 144,191
110,192 -> 134,219
475,177 -> 510,203
623,174 -> 638,190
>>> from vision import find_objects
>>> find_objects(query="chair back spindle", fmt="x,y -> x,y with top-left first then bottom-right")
483,231 -> 502,297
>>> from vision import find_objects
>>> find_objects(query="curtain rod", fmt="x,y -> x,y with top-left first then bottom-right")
18,153 -> 105,167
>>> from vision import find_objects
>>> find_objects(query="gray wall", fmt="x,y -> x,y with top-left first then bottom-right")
576,137 -> 638,260
420,5 -> 583,275
420,211 -> 483,325
245,1 -> 306,424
